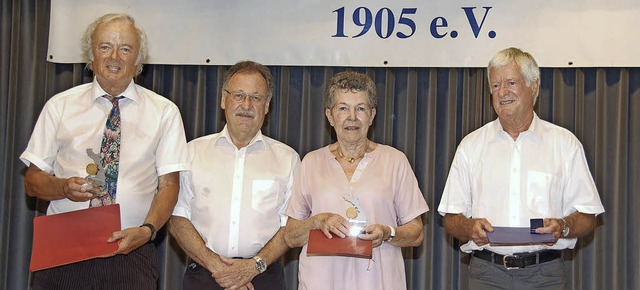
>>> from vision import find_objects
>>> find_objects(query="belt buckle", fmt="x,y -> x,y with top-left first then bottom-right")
502,254 -> 521,270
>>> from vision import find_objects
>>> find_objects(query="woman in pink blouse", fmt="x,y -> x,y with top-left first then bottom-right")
284,71 -> 429,290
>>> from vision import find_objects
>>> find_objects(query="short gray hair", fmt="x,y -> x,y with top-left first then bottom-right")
325,71 -> 377,109
222,60 -> 274,102
81,13 -> 148,76
487,47 -> 540,103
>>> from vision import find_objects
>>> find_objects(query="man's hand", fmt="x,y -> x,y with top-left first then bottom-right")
212,256 -> 257,290
535,218 -> 564,240
108,226 -> 151,255
24,164 -> 99,201
443,214 -> 494,246
59,177 -> 97,201
466,218 -> 493,246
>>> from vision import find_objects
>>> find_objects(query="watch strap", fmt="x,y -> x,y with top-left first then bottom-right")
140,223 -> 157,242
384,225 -> 396,242
560,218 -> 570,238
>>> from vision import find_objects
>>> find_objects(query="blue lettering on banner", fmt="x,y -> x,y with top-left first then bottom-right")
333,6 -> 495,40
462,7 -> 495,38
430,16 -> 449,39
397,8 -> 417,38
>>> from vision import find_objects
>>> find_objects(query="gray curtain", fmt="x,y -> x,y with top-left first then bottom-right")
2,1 -> 638,289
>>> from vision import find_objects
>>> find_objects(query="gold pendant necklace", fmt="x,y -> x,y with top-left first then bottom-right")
337,149 -> 364,164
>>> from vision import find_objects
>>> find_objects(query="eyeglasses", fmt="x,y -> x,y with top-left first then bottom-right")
224,89 -> 266,104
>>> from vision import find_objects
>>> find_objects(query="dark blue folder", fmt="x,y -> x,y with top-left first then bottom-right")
487,227 -> 556,245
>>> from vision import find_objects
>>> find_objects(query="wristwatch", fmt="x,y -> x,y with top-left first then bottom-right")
253,255 -> 267,273
140,223 -> 157,242
560,218 -> 570,238
384,225 -> 396,243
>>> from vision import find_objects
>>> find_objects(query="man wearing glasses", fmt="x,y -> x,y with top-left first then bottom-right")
169,61 -> 300,290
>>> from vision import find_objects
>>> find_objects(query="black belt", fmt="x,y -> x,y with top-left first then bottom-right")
472,250 -> 562,270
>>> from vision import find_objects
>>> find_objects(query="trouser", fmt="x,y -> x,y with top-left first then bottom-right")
468,254 -> 566,290
183,259 -> 285,290
32,243 -> 158,290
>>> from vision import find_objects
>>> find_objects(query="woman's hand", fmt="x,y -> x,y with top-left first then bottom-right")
358,224 -> 387,248
315,213 -> 350,239
359,217 -> 424,248
284,212 -> 353,247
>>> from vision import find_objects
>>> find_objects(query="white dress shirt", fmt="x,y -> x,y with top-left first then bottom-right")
20,79 -> 190,228
173,126 -> 300,258
438,114 -> 604,255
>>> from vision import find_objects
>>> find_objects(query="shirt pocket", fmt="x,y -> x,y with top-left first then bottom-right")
526,171 -> 553,216
251,180 -> 280,215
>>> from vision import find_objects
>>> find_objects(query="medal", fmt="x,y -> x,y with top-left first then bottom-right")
85,148 -> 106,187
343,194 -> 367,237
346,206 -> 359,219
343,193 -> 367,221
86,163 -> 99,176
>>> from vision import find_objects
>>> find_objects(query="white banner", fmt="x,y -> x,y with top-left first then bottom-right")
48,0 -> 640,67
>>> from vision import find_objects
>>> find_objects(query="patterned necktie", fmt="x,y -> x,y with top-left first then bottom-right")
90,95 -> 124,207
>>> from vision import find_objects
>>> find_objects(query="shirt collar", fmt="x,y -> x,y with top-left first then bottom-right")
489,112 -> 542,144
526,113 -> 543,144
91,78 -> 138,103
213,125 -> 266,150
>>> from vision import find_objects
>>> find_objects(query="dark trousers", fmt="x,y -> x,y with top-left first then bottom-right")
183,259 -> 285,290
468,255 -> 566,290
32,243 -> 158,290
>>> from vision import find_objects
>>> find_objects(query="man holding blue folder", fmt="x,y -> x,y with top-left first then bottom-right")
438,47 -> 604,289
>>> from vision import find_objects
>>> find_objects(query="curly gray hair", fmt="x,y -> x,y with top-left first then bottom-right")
325,71 -> 377,109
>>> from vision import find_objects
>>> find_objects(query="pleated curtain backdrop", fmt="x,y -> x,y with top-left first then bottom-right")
2,1 -> 639,289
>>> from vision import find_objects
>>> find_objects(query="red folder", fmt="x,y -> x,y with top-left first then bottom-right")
306,229 -> 372,259
30,204 -> 121,271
